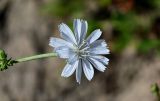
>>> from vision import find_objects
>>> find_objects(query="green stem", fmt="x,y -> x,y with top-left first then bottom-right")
16,52 -> 57,63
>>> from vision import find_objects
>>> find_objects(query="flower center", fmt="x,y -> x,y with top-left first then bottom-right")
74,40 -> 90,58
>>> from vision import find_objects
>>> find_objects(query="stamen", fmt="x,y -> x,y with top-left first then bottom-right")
71,40 -> 91,59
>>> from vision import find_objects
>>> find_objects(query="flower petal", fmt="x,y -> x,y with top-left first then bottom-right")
61,61 -> 78,77
87,29 -> 102,44
73,19 -> 81,43
49,37 -> 73,48
82,59 -> 94,81
90,39 -> 107,49
59,23 -> 77,44
76,59 -> 82,84
67,54 -> 78,64
90,55 -> 109,65
55,46 -> 74,59
88,58 -> 107,72
80,20 -> 88,44
89,46 -> 110,55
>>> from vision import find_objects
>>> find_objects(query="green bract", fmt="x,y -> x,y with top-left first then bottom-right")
0,49 -> 17,71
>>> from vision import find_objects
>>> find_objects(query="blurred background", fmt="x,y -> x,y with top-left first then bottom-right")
0,0 -> 160,101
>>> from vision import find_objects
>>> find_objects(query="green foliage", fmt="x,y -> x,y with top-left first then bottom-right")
0,49 -> 17,71
0,50 -> 7,60
151,0 -> 160,9
138,39 -> 160,54
151,83 -> 160,96
111,12 -> 138,52
98,0 -> 111,7
151,83 -> 160,101
42,0 -> 85,17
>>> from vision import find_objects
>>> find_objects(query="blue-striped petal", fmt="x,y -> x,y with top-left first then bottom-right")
87,29 -> 102,44
49,37 -> 74,48
90,39 -> 107,48
80,20 -> 88,44
90,55 -> 109,65
89,47 -> 109,55
76,59 -> 82,84
59,23 -> 77,44
55,46 -> 74,59
67,54 -> 78,64
82,59 -> 94,81
88,58 -> 106,72
73,19 -> 81,44
61,61 -> 78,77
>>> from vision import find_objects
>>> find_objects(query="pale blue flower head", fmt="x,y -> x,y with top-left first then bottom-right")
49,19 -> 109,84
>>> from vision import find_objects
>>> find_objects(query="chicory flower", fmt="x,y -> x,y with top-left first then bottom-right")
49,19 -> 109,84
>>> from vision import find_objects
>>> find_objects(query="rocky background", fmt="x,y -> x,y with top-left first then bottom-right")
0,0 -> 160,101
